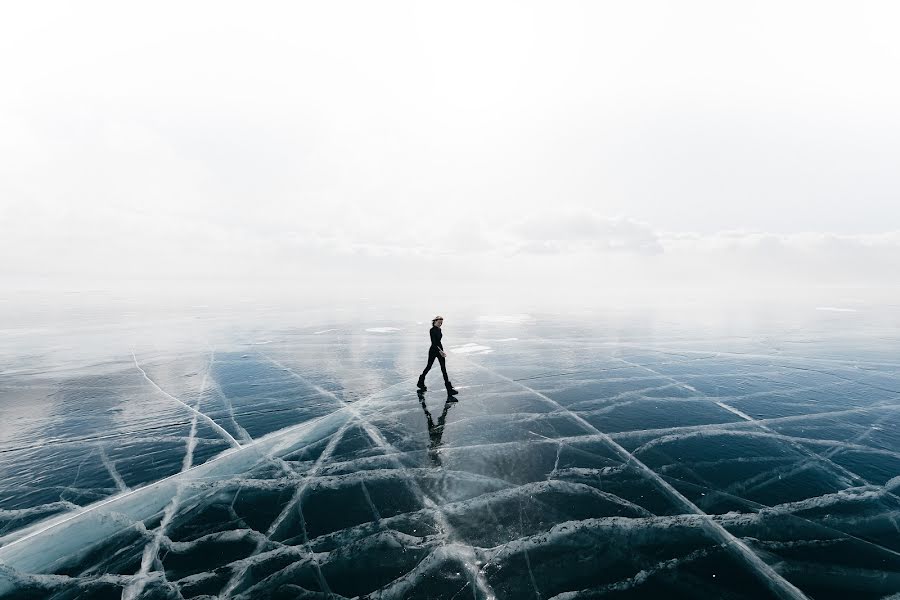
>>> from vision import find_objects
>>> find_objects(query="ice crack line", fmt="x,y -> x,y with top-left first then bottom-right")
204,356 -> 253,444
728,411 -> 900,521
221,364 -> 426,598
131,351 -> 241,449
461,356 -> 809,600
220,418 -> 354,598
340,422 -> 498,599
267,355 -> 497,599
97,445 -> 129,493
123,350 -> 217,600
612,355 -> 867,492
655,466 -> 900,561
519,502 -> 543,600
262,354 -> 346,406
0,375 -> 412,559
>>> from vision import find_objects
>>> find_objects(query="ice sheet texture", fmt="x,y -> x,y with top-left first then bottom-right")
1,313 -> 899,599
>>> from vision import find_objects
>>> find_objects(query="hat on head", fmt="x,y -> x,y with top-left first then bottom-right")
432,315 -> 444,324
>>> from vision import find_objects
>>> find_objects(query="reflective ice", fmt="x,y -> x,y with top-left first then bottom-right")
1,308 -> 899,599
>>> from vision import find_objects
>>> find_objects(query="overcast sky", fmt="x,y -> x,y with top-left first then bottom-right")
2,1 -> 899,306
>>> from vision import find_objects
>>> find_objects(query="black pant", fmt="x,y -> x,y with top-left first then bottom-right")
421,348 -> 449,383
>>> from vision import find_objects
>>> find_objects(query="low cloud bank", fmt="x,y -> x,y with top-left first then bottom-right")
3,205 -> 898,307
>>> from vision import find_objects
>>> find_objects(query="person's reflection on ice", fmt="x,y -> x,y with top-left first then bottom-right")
417,391 -> 455,467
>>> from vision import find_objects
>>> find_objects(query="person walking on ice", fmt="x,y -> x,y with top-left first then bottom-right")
417,315 -> 459,398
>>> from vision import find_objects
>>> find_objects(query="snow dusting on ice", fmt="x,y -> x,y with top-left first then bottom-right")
449,343 -> 493,355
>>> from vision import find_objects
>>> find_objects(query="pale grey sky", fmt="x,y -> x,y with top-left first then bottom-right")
2,1 -> 899,303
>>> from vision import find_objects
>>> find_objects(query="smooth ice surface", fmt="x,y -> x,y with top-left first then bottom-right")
1,307 -> 900,599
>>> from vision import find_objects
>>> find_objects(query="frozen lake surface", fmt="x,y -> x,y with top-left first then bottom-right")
1,309 -> 899,599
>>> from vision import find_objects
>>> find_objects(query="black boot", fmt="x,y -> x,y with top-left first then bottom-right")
445,381 -> 459,398
417,375 -> 427,391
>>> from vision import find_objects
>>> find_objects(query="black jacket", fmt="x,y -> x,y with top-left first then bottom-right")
429,326 -> 443,353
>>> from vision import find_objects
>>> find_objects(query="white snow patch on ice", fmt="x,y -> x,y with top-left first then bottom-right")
449,343 -> 493,354
494,338 -> 519,342
815,307 -> 858,312
313,329 -> 338,334
365,327 -> 401,333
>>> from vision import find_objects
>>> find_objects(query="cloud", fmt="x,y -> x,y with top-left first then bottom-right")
509,212 -> 664,255
653,229 -> 900,287
4,196 -> 899,305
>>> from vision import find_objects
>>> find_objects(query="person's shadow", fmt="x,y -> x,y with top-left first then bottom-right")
417,391 -> 456,467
